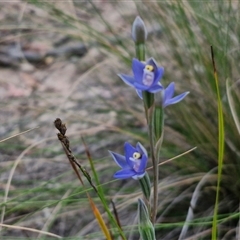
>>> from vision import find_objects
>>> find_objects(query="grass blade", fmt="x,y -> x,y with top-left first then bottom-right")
89,198 -> 112,240
211,46 -> 225,240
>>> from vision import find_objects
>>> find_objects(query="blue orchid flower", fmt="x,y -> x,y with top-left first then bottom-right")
118,58 -> 164,99
163,82 -> 189,108
109,142 -> 148,180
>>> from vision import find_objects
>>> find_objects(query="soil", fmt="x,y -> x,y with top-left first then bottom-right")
0,2 -> 146,239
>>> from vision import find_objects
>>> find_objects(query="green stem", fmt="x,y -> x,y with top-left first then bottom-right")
153,107 -> 164,224
135,42 -> 158,225
135,43 -> 145,62
211,47 -> 225,240
139,172 -> 151,201
148,105 -> 158,224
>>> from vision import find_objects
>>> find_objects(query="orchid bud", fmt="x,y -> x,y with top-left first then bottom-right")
132,16 -> 147,44
138,199 -> 156,240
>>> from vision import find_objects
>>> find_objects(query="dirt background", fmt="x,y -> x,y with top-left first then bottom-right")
0,1 -> 152,239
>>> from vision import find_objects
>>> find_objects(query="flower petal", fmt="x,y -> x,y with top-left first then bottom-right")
124,142 -> 137,168
138,155 -> 148,173
136,89 -> 143,99
118,74 -> 135,88
146,58 -> 163,83
109,151 -> 129,169
164,91 -> 189,108
154,67 -> 164,84
147,83 -> 163,93
114,169 -> 136,179
132,58 -> 145,83
146,58 -> 158,73
132,172 -> 146,180
134,82 -> 149,90
163,82 -> 175,103
136,142 -> 148,158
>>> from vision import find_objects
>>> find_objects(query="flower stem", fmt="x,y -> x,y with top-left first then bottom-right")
135,43 -> 145,63
139,172 -> 151,201
148,105 -> 159,224
135,42 -> 159,224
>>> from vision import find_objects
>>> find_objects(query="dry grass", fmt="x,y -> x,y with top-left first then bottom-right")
1,1 -> 240,239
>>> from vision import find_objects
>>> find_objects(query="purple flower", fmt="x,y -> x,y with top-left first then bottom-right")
118,58 -> 164,99
109,142 -> 148,180
163,82 -> 189,108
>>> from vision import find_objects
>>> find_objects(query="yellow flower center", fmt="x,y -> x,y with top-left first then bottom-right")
145,65 -> 154,72
133,152 -> 142,159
